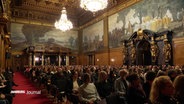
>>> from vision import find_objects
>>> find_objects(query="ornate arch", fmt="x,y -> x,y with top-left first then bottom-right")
122,29 -> 173,65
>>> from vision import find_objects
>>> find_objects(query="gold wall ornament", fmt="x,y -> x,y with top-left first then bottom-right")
43,0 -> 75,6
150,43 -> 158,63
151,36 -> 154,43
122,41 -> 127,64
163,41 -> 171,63
137,28 -> 144,40
130,41 -> 136,64
163,34 -> 168,42
155,35 -> 164,41
163,33 -> 171,63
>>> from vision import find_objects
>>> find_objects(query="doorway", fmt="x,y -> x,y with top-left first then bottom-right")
88,54 -> 94,65
136,40 -> 152,65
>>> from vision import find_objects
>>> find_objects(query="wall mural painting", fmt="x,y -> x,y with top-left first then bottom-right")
11,23 -> 78,51
83,20 -> 104,52
108,0 -> 184,48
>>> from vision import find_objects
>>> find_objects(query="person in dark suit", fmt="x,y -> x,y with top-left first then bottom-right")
0,78 -> 7,104
67,71 -> 82,104
54,71 -> 68,102
0,68 -> 13,104
143,71 -> 156,102
95,71 -> 112,99
127,73 -> 146,104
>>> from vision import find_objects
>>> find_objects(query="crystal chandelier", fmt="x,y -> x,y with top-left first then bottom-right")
80,0 -> 108,13
55,7 -> 73,31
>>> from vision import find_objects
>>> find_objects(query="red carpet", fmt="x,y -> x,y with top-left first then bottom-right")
12,72 -> 52,104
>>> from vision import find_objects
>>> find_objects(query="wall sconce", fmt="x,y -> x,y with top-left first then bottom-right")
35,57 -> 39,61
111,58 -> 115,62
5,35 -> 10,38
97,59 -> 99,62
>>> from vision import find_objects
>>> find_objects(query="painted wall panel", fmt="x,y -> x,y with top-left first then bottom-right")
82,20 -> 104,52
11,23 -> 78,51
108,0 -> 184,48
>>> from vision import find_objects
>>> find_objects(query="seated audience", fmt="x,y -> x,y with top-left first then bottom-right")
143,71 -> 156,101
78,73 -> 101,104
173,75 -> 184,104
150,76 -> 178,104
95,71 -> 112,99
127,73 -> 147,104
156,70 -> 166,77
68,71 -> 81,104
0,69 -> 13,104
0,100 -> 7,104
54,71 -> 69,102
0,86 -> 8,104
168,69 -> 177,82
114,69 -> 129,104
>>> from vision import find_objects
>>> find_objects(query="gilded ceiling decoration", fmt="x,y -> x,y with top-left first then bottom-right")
10,0 -> 126,28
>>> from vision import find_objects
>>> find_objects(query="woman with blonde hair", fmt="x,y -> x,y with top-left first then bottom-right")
149,76 -> 178,104
173,75 -> 184,104
95,71 -> 112,99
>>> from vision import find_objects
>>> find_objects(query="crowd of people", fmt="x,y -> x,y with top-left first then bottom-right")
0,67 -> 18,104
21,65 -> 184,104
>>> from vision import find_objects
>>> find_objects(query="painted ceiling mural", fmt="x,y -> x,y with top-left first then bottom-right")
108,0 -> 184,48
11,23 -> 78,51
82,20 -> 104,52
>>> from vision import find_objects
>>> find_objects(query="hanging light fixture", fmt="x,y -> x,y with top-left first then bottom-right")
54,7 -> 73,31
80,0 -> 108,13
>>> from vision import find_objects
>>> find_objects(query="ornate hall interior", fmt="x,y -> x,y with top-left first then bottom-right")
0,0 -> 184,70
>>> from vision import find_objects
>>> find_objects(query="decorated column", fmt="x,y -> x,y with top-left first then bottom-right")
58,55 -> 61,66
66,55 -> 69,66
41,53 -> 44,66
29,53 -> 32,66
